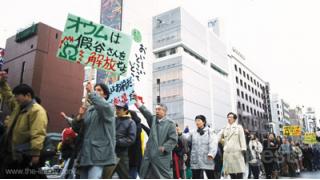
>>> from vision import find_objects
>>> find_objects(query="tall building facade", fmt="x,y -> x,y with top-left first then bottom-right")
152,7 -> 232,130
3,23 -> 85,132
271,94 -> 291,136
229,47 -> 271,137
304,107 -> 318,132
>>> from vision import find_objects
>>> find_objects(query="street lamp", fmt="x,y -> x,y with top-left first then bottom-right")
157,78 -> 161,103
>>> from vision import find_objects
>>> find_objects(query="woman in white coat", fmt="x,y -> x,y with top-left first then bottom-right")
248,134 -> 263,179
184,115 -> 218,179
222,112 -> 247,179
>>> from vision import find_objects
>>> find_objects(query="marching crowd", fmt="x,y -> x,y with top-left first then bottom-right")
0,70 -> 320,179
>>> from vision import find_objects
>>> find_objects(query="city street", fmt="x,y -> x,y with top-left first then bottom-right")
279,171 -> 320,179
1,0 -> 320,179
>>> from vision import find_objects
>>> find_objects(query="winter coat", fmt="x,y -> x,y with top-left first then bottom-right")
72,92 -> 116,166
248,139 -> 263,164
115,115 -> 137,155
222,122 -> 247,174
184,126 -> 218,170
138,105 -> 178,179
128,112 -> 143,168
0,81 -> 48,158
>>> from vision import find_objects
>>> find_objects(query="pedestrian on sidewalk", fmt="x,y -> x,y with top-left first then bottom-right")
134,94 -> 178,179
183,115 -> 218,179
248,133 -> 263,179
222,112 -> 247,179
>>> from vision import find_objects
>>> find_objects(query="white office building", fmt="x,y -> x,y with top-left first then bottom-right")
152,7 -> 232,130
271,94 -> 291,136
229,47 -> 272,137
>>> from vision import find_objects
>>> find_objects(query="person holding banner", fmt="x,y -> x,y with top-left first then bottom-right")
133,94 -> 178,179
71,82 -> 116,179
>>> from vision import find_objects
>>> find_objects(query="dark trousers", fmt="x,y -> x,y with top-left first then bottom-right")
114,153 -> 129,179
192,169 -> 214,179
263,163 -> 273,179
129,166 -> 138,179
229,173 -> 243,179
249,164 -> 260,179
0,156 -> 46,179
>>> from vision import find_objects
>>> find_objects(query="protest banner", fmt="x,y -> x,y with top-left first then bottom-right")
108,76 -> 135,105
303,132 -> 317,144
283,125 -> 301,136
57,14 -> 132,76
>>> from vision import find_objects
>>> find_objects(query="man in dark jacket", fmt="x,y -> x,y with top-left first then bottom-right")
128,110 -> 143,178
113,102 -> 136,178
134,94 -> 178,179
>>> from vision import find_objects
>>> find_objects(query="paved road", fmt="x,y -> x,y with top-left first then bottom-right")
279,170 -> 320,179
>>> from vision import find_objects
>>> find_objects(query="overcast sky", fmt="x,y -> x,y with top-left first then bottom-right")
1,0 -> 320,116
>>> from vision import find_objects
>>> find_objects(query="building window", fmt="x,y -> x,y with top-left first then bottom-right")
249,96 -> 252,103
250,77 -> 253,83
248,85 -> 251,92
255,90 -> 258,96
56,33 -> 59,39
250,107 -> 253,114
238,101 -> 241,108
254,79 -> 256,85
235,64 -> 238,71
242,104 -> 245,111
254,109 -> 257,116
247,74 -> 250,80
253,98 -> 255,105
247,105 -> 249,112
20,61 -> 26,84
241,91 -> 244,98
158,51 -> 166,58
236,76 -> 239,84
277,111 -> 280,115
30,44 -> 33,49
237,89 -> 240,96
245,94 -> 248,100
240,79 -> 243,86
243,71 -> 246,78
277,104 -> 279,108
169,48 -> 176,55
239,68 -> 242,75
244,82 -> 247,89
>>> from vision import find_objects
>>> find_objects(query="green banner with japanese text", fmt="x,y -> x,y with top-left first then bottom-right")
57,14 -> 132,76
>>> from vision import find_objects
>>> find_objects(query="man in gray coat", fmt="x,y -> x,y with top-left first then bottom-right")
72,82 -> 116,179
134,94 -> 178,179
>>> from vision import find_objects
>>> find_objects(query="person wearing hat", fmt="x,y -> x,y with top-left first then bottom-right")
71,83 -> 116,179
112,101 -> 136,179
183,115 -> 218,179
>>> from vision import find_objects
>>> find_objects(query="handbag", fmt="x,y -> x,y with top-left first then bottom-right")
15,136 -> 56,158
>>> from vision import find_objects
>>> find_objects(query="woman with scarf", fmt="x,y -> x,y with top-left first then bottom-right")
183,115 -> 218,179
